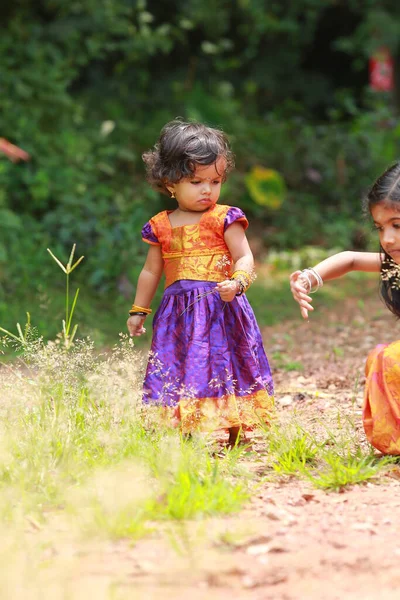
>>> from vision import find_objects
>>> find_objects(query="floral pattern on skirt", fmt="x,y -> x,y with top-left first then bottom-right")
143,280 -> 274,433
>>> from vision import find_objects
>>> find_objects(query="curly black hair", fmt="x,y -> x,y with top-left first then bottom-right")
142,119 -> 235,195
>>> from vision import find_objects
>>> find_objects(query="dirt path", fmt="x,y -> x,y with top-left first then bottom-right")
31,284 -> 400,599
76,478 -> 400,600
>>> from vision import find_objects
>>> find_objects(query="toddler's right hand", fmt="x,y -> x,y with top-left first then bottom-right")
127,315 -> 147,337
290,271 -> 314,320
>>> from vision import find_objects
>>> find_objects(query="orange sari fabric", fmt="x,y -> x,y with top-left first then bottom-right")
364,341 -> 400,454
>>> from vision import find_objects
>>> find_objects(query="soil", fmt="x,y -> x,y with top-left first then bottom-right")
32,285 -> 400,599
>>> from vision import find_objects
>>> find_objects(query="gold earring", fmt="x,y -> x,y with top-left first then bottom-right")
170,190 -> 175,199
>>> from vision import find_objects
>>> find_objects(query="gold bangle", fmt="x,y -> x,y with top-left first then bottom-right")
129,304 -> 152,315
231,270 -> 252,292
231,269 -> 251,282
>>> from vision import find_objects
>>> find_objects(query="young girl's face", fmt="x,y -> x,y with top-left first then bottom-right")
167,158 -> 226,212
371,201 -> 400,263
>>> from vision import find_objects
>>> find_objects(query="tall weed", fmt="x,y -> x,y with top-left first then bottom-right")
0,333 -> 247,536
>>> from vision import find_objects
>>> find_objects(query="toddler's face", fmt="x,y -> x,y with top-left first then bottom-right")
167,157 -> 226,212
371,200 -> 400,263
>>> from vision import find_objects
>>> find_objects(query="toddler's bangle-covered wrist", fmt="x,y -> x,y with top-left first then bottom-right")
231,269 -> 254,295
129,304 -> 152,316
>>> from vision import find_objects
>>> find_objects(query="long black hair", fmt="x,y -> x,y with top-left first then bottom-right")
142,119 -> 235,195
364,162 -> 400,318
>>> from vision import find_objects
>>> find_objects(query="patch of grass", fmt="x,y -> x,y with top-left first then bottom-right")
265,424 -> 319,475
147,444 -> 249,520
332,346 -> 345,359
272,352 -> 304,372
261,410 -> 394,491
306,451 -> 394,492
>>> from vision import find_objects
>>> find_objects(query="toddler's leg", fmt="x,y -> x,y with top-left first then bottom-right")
227,426 -> 241,447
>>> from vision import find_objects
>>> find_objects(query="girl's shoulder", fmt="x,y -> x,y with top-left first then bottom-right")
148,210 -> 169,224
214,203 -> 237,214
200,205 -> 249,240
142,211 -> 170,245
222,205 -> 249,231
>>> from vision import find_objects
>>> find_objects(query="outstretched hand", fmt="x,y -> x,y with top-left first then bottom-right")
127,315 -> 147,337
290,271 -> 314,320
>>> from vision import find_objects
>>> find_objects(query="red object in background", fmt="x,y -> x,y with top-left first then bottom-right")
0,138 -> 30,162
369,47 -> 394,92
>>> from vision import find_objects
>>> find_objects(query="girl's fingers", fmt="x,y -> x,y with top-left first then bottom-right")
128,326 -> 146,337
217,281 -> 236,292
219,293 -> 234,302
297,293 -> 313,305
301,300 -> 313,311
296,288 -> 312,300
290,270 -> 315,320
127,315 -> 147,336
290,271 -> 304,285
291,281 -> 310,295
290,271 -> 310,293
300,306 -> 309,319
133,327 -> 146,337
296,295 -> 313,309
299,299 -> 313,319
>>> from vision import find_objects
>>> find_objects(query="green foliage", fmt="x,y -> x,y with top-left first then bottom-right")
245,167 -> 286,209
0,335 -> 247,532
263,414 -> 394,491
269,427 -> 319,475
146,441 -> 249,520
1,0 -> 400,304
272,352 -> 304,372
307,451 -> 394,491
47,244 -> 84,348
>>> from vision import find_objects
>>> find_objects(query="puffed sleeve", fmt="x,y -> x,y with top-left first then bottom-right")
141,221 -> 160,245
224,206 -> 249,231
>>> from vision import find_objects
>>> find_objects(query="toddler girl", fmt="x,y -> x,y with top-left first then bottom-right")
127,119 -> 274,445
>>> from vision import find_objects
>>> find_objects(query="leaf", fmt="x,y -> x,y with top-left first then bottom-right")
245,166 -> 286,209
47,248 -> 67,273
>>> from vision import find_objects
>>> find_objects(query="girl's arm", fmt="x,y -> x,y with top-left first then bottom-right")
290,251 -> 381,319
127,245 -> 164,336
217,222 -> 254,302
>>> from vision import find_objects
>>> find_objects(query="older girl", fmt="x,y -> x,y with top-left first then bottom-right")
290,162 -> 400,454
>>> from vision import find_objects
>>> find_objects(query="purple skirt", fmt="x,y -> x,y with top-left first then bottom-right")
143,280 -> 274,432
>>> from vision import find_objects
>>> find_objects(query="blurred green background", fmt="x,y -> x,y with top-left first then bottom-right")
1,0 -> 400,344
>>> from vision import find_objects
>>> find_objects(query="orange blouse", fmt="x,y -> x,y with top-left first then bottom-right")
142,204 -> 248,288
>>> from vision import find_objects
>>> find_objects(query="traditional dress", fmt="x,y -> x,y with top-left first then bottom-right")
141,203 -> 274,433
364,341 -> 400,454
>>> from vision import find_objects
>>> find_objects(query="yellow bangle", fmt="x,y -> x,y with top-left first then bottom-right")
231,270 -> 251,279
129,304 -> 152,315
231,270 -> 252,292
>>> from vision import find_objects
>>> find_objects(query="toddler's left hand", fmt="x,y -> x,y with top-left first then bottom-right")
217,279 -> 239,302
